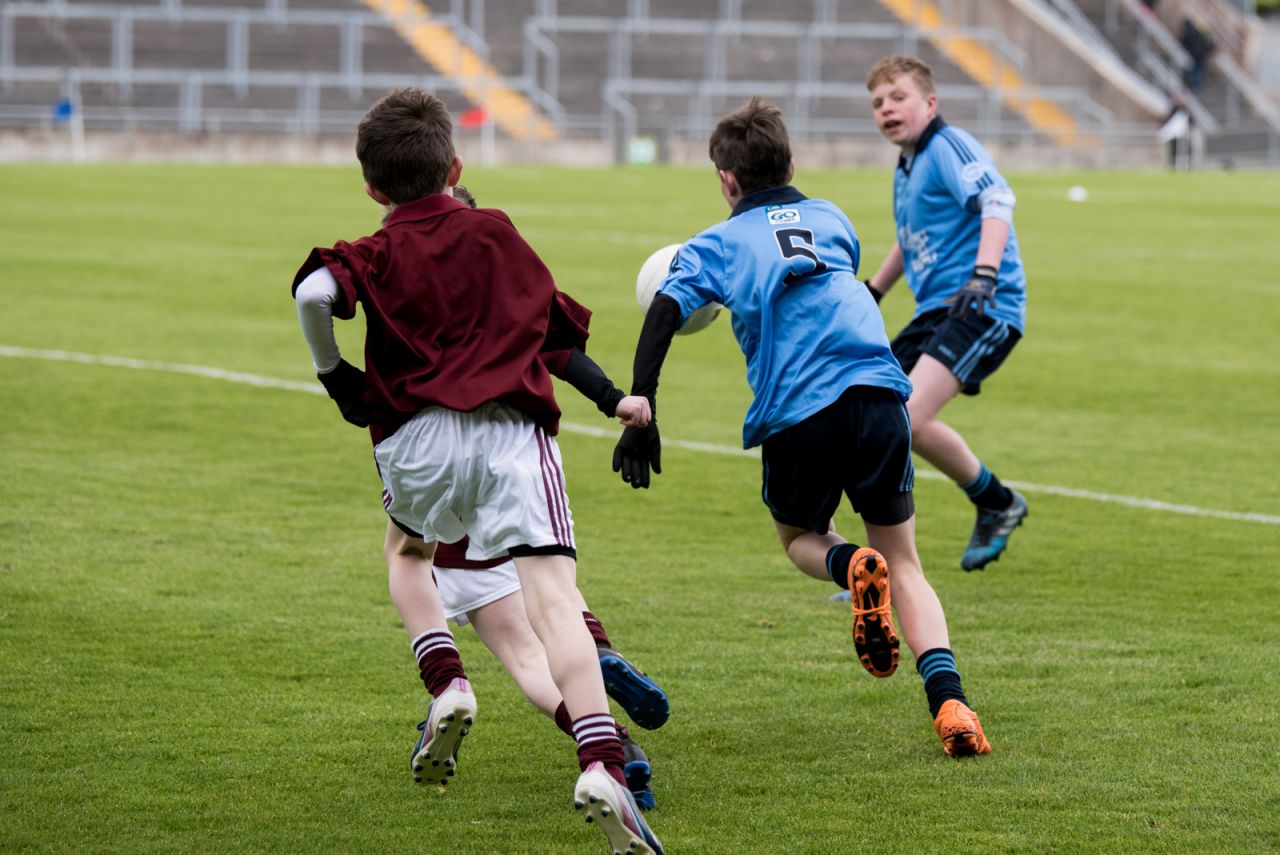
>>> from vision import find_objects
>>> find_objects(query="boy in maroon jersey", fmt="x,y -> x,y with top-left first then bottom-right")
379,186 -> 668,811
291,89 -> 663,855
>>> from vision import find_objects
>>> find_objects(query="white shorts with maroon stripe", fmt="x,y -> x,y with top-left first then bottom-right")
433,561 -> 521,627
373,403 -> 575,561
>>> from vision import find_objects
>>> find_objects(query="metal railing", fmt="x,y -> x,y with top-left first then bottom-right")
2,0 -> 1143,161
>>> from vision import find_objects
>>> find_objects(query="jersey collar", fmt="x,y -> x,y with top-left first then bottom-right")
730,185 -> 808,218
898,116 -> 947,175
383,192 -> 468,227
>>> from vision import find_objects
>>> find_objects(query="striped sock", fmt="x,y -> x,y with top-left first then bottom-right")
915,647 -> 968,718
582,611 -> 612,648
571,712 -> 625,783
824,543 -> 861,590
962,464 -> 1013,510
411,628 -> 466,697
553,702 -> 574,737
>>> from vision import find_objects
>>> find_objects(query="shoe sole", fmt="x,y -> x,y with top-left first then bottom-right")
962,505 -> 1029,572
941,731 -> 991,758
624,759 -> 655,811
412,701 -> 475,785
601,654 -> 670,730
850,550 -> 899,678
574,778 -> 662,855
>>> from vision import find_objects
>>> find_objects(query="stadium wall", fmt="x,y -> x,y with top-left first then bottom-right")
0,123 -> 1164,168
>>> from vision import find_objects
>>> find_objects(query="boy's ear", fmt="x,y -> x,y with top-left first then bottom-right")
365,182 -> 393,206
447,155 -> 464,189
718,169 -> 742,205
786,160 -> 796,184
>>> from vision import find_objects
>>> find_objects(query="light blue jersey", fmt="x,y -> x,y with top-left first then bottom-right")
894,118 -> 1027,331
657,187 -> 912,449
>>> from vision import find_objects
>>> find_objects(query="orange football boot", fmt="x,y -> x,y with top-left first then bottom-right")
932,699 -> 992,757
847,547 -> 899,678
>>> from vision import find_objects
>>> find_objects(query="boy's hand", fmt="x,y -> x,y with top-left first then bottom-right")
317,359 -> 370,427
614,395 -> 652,428
948,266 -> 998,319
612,422 -> 662,489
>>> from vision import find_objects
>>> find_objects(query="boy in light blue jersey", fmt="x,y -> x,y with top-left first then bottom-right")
863,56 -> 1030,572
612,97 -> 992,758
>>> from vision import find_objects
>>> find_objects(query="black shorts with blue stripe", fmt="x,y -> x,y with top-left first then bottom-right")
761,386 -> 915,531
890,307 -> 1021,395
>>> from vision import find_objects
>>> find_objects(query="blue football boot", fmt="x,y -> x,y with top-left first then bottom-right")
961,490 -> 1029,571
598,645 -> 669,730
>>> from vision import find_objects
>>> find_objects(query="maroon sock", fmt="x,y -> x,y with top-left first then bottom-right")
411,628 -> 466,697
553,702 -> 574,737
582,611 -> 612,648
571,713 -> 625,784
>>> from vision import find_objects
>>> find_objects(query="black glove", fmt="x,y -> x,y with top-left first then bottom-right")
317,358 -> 370,427
948,265 -> 998,319
612,422 -> 662,489
862,279 -> 883,304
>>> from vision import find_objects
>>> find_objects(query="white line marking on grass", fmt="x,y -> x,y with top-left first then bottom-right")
5,344 -> 1278,527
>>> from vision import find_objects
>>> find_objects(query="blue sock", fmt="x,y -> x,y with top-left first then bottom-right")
916,648 -> 968,718
961,464 -> 1013,511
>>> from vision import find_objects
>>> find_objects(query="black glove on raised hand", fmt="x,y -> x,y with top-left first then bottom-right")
317,358 -> 370,428
948,265 -> 998,319
862,279 -> 884,304
612,422 -> 662,489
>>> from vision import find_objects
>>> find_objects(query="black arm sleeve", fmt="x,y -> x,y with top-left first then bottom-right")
631,294 -> 683,412
560,347 -> 627,417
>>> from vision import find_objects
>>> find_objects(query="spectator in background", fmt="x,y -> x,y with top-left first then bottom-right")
1180,18 -> 1215,91
1158,96 -> 1194,170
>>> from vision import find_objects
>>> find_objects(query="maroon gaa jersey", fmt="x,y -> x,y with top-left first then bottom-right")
293,193 -> 590,444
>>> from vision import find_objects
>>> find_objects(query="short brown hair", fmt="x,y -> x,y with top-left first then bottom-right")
708,97 -> 793,196
451,184 -> 477,209
356,88 -> 456,204
866,56 -> 935,95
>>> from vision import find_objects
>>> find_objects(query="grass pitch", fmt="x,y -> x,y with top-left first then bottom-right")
2,162 -> 1279,853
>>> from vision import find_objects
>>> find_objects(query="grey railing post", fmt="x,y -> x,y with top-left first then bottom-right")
1,6 -> 13,94
297,76 -> 319,135
227,13 -> 248,99
112,15 -> 133,99
180,73 -> 202,133
341,18 -> 362,99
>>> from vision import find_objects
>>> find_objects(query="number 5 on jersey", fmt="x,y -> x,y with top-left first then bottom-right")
774,228 -> 828,281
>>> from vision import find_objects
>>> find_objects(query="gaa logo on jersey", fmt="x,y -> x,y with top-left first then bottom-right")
961,162 -> 988,183
766,207 -> 801,225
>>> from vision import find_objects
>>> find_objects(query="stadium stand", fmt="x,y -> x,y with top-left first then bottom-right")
1,0 -> 1276,164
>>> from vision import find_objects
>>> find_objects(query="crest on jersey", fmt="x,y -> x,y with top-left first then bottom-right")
766,207 -> 801,225
961,162 -> 988,183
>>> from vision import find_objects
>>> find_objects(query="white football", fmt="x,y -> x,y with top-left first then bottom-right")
635,243 -> 722,336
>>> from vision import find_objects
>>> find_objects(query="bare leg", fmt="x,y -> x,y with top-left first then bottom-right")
775,519 -> 843,581
467,592 -> 563,718
513,554 -> 610,719
906,354 -> 980,486
383,520 -> 446,638
863,515 -> 950,655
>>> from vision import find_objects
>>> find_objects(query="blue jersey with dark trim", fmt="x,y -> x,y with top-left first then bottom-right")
656,186 -> 912,449
894,118 -> 1027,331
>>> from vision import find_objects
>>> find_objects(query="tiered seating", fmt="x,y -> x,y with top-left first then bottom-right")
0,0 -> 1045,145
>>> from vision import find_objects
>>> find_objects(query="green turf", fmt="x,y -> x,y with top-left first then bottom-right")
2,163 -> 1278,853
